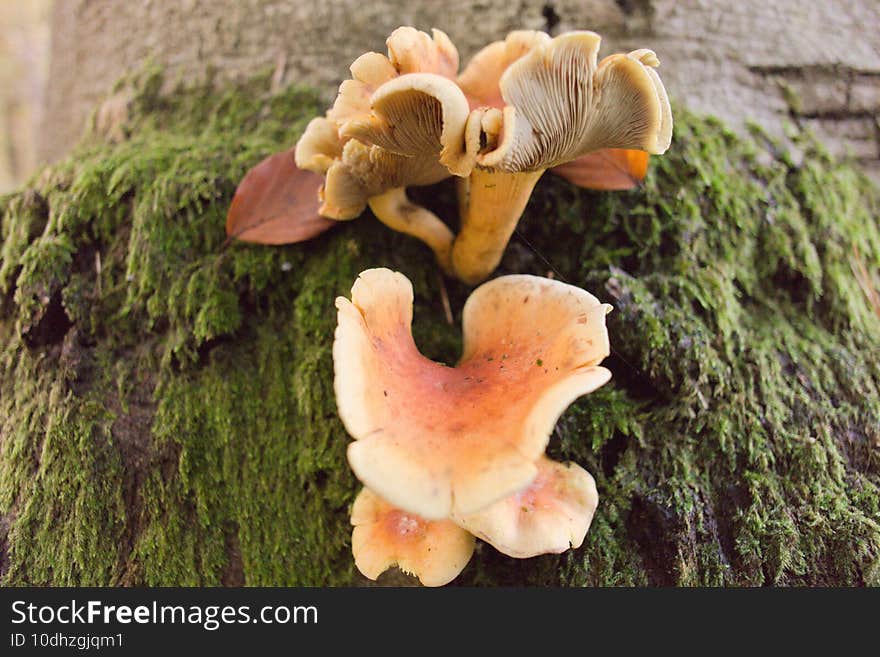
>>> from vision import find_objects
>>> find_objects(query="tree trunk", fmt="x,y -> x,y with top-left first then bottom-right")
42,0 -> 880,179
0,2 -> 878,586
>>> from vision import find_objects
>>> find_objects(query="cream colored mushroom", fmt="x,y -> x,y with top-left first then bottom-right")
454,456 -> 599,558
334,268 -> 612,520
351,487 -> 475,586
450,31 -> 673,284
295,28 -> 482,272
297,27 -> 672,283
294,117 -> 343,174
316,138 -> 459,270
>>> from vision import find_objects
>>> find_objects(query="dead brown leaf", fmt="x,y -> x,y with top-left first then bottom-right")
225,148 -> 335,244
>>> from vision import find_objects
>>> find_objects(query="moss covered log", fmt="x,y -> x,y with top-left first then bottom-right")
1,72 -> 878,586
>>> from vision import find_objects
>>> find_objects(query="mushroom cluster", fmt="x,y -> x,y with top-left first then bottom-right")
335,268 -> 611,585
297,27 -> 672,284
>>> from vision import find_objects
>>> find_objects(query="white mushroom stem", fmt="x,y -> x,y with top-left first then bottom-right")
368,188 -> 455,273
450,168 -> 544,285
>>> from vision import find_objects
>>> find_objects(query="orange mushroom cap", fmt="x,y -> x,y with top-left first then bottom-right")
334,268 -> 612,520
457,30 -> 550,110
351,487 -> 475,587
454,456 -> 599,558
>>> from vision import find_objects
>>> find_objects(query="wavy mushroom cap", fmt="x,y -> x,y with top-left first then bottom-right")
454,456 -> 599,558
294,117 -> 344,175
328,27 -> 459,126
295,27 -> 481,220
351,487 -> 475,587
334,268 -> 612,520
386,26 -> 459,78
457,30 -> 550,110
478,31 -> 673,172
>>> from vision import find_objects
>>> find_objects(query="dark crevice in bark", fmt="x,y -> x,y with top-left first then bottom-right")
21,290 -> 72,348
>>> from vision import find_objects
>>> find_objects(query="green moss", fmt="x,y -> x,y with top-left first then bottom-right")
0,341 -> 127,585
0,74 -> 877,585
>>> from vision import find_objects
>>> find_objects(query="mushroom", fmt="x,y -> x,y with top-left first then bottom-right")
293,28 -> 672,283
296,27 -> 484,272
453,456 -> 599,558
351,487 -> 475,586
334,268 -> 612,520
449,31 -> 673,283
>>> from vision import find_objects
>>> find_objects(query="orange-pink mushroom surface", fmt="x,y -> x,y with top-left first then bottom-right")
351,488 -> 475,586
334,268 -> 612,520
454,456 -> 599,558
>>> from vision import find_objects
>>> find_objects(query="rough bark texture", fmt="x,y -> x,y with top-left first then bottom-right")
43,0 -> 880,179
1,74 -> 878,586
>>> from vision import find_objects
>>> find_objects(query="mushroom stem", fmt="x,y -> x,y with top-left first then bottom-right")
450,168 -> 544,285
368,187 -> 455,273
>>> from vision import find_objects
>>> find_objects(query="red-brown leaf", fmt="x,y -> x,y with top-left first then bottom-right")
551,149 -> 650,191
225,148 -> 335,244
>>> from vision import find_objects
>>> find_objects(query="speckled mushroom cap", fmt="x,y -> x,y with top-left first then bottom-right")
454,456 -> 599,558
333,268 -> 612,520
351,487 -> 475,587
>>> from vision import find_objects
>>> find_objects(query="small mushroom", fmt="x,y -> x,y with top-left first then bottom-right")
351,487 -> 475,586
450,31 -> 673,283
294,117 -> 344,175
334,268 -> 611,520
296,28 -> 482,271
454,456 -> 599,558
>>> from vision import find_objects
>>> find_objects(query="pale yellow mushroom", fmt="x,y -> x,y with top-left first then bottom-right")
449,31 -> 674,284
340,72 -> 476,177
295,27 -> 484,270
351,488 -> 475,587
454,456 -> 599,558
334,268 -> 611,520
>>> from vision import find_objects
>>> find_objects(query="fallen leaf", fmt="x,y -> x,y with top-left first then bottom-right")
225,148 -> 335,244
551,149 -> 650,191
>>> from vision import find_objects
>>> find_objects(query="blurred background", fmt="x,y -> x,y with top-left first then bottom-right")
2,0 -> 879,193
0,0 -> 50,193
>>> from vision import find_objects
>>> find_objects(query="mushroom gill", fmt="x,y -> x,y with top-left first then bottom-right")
449,31 -> 673,284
